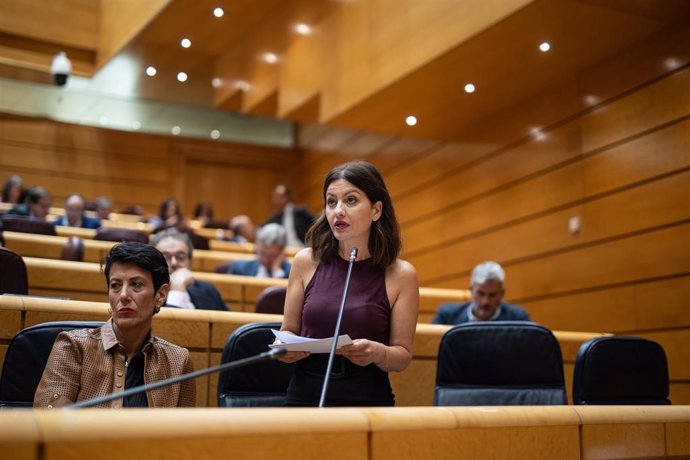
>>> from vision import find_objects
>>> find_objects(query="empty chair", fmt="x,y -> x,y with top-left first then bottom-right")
255,286 -> 287,315
435,321 -> 567,406
94,227 -> 149,244
218,322 -> 294,407
573,336 -> 670,405
1,216 -> 57,236
60,235 -> 85,261
0,321 -> 103,407
0,246 -> 28,295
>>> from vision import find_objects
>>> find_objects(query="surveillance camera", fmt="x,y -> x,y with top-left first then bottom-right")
51,52 -> 72,87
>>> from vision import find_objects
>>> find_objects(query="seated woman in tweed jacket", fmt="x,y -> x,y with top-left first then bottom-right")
34,242 -> 196,408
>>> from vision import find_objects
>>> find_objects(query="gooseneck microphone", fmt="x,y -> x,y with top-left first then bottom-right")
66,347 -> 286,409
318,246 -> 358,408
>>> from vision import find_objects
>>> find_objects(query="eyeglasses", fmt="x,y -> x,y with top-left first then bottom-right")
162,252 -> 189,263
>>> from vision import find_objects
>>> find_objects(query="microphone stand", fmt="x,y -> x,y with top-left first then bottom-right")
66,348 -> 286,409
318,247 -> 358,408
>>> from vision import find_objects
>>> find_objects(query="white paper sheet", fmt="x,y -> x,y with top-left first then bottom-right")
269,329 -> 353,353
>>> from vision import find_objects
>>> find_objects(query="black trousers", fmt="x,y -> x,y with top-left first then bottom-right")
285,354 -> 394,407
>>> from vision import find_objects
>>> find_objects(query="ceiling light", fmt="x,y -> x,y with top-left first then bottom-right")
177,72 -> 188,82
171,126 -> 181,135
212,77 -> 221,88
663,57 -> 682,71
405,115 -> 417,127
529,127 -> 546,141
295,23 -> 312,35
213,7 -> 224,18
145,66 -> 157,77
539,42 -> 551,52
235,80 -> 250,91
583,94 -> 600,106
210,129 -> 221,140
464,83 -> 475,93
181,38 -> 191,49
263,53 -> 278,64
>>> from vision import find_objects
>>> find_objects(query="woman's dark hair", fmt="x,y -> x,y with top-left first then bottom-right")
103,242 -> 169,293
1,175 -> 24,203
306,161 -> 401,269
193,201 -> 214,219
158,197 -> 183,221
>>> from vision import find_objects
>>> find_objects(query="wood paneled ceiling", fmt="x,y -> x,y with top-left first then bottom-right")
0,0 -> 689,145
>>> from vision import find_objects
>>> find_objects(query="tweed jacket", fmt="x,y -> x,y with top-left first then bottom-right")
34,320 -> 196,408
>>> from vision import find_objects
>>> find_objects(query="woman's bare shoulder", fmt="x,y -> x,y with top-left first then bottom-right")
387,258 -> 418,284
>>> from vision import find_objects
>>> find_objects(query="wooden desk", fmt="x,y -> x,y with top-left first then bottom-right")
0,406 -> 688,460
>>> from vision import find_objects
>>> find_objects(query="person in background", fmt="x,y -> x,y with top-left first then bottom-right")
1,175 -> 24,204
227,223 -> 291,279
432,261 -> 531,325
34,242 -> 196,408
95,196 -> 113,221
277,161 -> 419,407
193,201 -> 214,224
150,197 -> 185,231
7,186 -> 52,219
229,214 -> 256,243
150,228 -> 228,311
264,184 -> 315,248
53,193 -> 101,229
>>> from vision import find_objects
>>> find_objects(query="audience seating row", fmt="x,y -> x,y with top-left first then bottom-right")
20,256 -> 469,318
0,296 -> 603,407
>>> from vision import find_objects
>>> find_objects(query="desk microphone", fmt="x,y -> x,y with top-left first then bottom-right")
66,348 -> 286,409
318,247 -> 358,408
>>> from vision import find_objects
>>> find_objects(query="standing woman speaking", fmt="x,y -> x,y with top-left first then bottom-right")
278,161 -> 419,406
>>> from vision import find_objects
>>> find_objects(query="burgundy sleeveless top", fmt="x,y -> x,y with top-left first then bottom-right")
301,257 -> 391,345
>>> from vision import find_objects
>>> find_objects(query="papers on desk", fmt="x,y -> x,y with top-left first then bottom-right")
270,329 -> 353,353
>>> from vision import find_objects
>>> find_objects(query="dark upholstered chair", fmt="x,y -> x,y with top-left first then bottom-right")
573,336 -> 670,405
255,286 -> 287,315
0,216 -> 57,236
60,236 -> 85,261
0,321 -> 103,407
0,246 -> 28,295
94,227 -> 149,244
215,261 -> 232,274
188,231 -> 210,250
218,322 -> 294,407
435,321 -> 567,406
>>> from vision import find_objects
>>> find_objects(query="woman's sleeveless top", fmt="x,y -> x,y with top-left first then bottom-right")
301,257 -> 391,345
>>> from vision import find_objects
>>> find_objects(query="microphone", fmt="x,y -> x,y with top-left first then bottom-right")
66,347 -> 286,409
318,246 -> 358,408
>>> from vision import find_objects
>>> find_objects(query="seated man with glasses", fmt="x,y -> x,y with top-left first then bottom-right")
150,228 -> 228,311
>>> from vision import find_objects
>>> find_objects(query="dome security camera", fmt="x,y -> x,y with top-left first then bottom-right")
51,52 -> 72,86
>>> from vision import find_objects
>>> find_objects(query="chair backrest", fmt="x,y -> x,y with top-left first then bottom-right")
0,246 -> 28,295
60,235 -> 85,261
1,216 -> 57,236
214,261 -> 232,274
435,321 -> 567,406
572,336 -> 670,405
94,227 -> 149,244
0,321 -> 103,407
218,322 -> 294,407
255,286 -> 287,315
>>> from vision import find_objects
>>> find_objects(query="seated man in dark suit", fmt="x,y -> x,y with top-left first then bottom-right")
151,228 -> 228,311
227,223 -> 291,279
53,194 -> 101,229
7,186 -> 52,220
432,261 -> 530,325
264,184 -> 315,248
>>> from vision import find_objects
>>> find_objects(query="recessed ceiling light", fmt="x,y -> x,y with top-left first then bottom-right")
464,83 -> 475,93
181,38 -> 192,49
405,115 -> 417,127
145,66 -> 157,77
295,23 -> 312,35
212,77 -> 221,88
263,53 -> 278,64
171,126 -> 181,135
529,127 -> 546,141
177,72 -> 188,82
210,129 -> 221,140
539,42 -> 551,52
583,94 -> 600,106
663,57 -> 682,71
213,7 -> 224,18
235,80 -> 250,91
